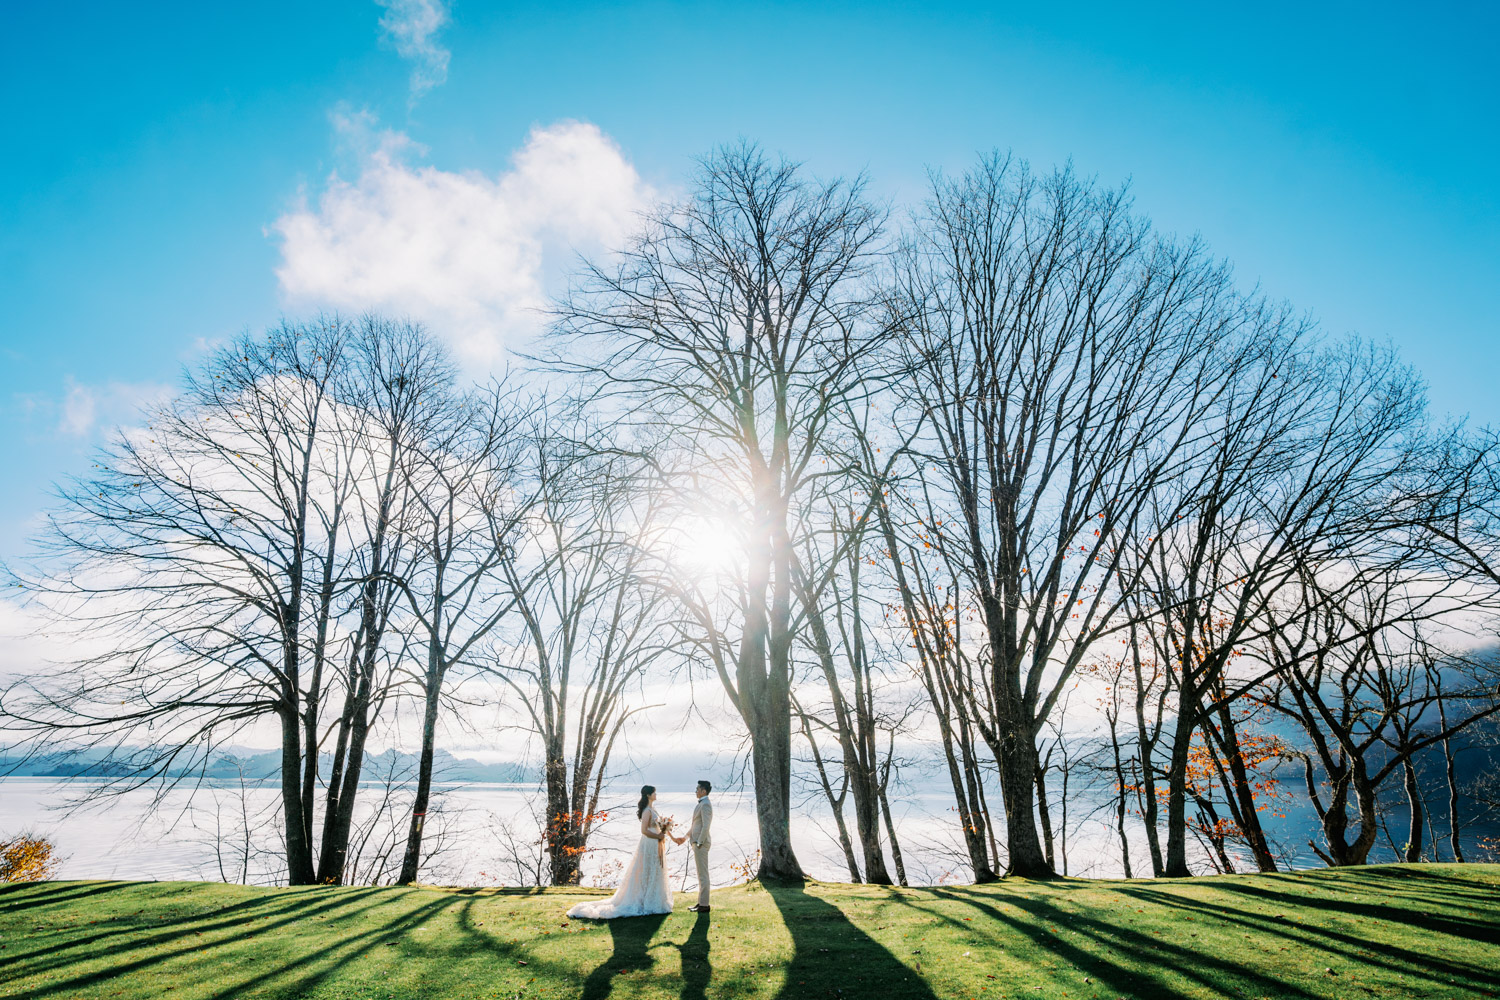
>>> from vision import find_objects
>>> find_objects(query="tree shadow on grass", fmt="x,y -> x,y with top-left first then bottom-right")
1109,878 -> 1500,991
578,912 -> 670,1000
4,888 -> 356,973
0,879 -> 133,912
927,884 -> 1313,1000
440,885 -> 549,897
2,883 -> 605,1000
1313,865 -> 1500,909
209,894 -> 477,1000
765,882 -> 938,1000
923,870 -> 1500,1000
3,888 -> 419,999
202,890 -> 585,1000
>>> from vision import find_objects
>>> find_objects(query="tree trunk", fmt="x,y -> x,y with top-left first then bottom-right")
938,717 -> 998,882
764,501 -> 804,882
1162,704 -> 1196,877
852,779 -> 891,885
742,586 -> 802,880
317,596 -> 385,885
877,780 -> 908,887
736,484 -> 804,884
799,711 -> 861,882
1132,653 -> 1167,877
1059,756 -> 1070,877
830,786 -> 861,883
1348,767 -> 1380,865
1314,766 -> 1352,865
278,697 -> 315,885
1208,703 -> 1278,872
1192,796 -> 1236,873
317,464 -> 397,885
299,681 -> 323,871
1438,694 -> 1465,862
317,680 -> 354,884
299,525 -> 341,880
993,716 -> 1051,878
1316,762 -> 1379,867
1034,762 -> 1056,871
1109,716 -> 1133,879
397,647 -> 445,885
322,666 -> 375,884
1402,756 -> 1424,863
545,737 -> 583,886
749,726 -> 800,880
980,629 -> 1053,878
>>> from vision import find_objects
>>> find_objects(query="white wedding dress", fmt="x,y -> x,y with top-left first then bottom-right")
566,806 -> 674,919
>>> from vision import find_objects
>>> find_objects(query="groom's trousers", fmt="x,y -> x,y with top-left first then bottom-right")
692,843 -> 711,907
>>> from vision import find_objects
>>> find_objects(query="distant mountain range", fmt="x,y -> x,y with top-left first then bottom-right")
0,746 -> 536,784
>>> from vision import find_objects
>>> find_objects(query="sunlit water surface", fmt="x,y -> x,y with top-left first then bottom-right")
1,776 -> 1158,887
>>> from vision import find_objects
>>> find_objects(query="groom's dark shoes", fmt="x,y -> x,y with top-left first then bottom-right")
688,904 -> 711,912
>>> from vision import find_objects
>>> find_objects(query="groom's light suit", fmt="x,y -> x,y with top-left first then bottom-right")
688,795 -> 713,907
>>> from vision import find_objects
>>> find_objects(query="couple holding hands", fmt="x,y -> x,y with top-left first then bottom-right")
566,780 -> 714,920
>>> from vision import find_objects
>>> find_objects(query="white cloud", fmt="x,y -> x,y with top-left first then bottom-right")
271,120 -> 653,369
56,377 -> 173,438
58,379 -> 96,437
0,598 -> 50,684
329,103 -> 426,162
377,0 -> 451,103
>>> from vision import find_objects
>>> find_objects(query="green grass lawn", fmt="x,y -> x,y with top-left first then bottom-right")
2,864 -> 1497,999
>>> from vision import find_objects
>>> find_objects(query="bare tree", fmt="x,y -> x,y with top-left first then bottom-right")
873,485 -> 1004,882
1260,562 -> 1500,866
318,319 -> 450,884
192,759 -> 279,886
1432,671 -> 1466,862
488,419 -> 675,885
3,319 -> 366,884
0,317 -> 512,887
875,722 -> 914,886
548,144 -> 885,881
393,380 -> 532,884
789,498 -> 910,884
792,694 -> 862,881
886,154 -> 1241,876
1113,309 -> 1449,874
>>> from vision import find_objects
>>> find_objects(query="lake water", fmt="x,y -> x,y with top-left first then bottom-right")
10,767 -> 1470,886
1,776 -> 1151,887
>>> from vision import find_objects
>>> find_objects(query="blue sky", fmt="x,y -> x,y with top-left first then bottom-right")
2,1 -> 1497,560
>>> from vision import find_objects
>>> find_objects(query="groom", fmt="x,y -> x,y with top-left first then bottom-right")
673,779 -> 713,912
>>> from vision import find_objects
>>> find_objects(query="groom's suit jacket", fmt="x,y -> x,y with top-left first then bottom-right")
689,797 -> 713,848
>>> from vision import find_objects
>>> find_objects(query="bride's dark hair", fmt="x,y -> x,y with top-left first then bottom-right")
637,785 -> 656,818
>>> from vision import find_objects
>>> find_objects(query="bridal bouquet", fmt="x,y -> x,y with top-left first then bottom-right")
654,815 -> 676,857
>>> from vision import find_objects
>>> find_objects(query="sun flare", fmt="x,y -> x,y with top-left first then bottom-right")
671,517 -> 747,577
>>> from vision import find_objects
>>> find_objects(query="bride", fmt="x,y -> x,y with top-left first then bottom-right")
566,785 -> 676,919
